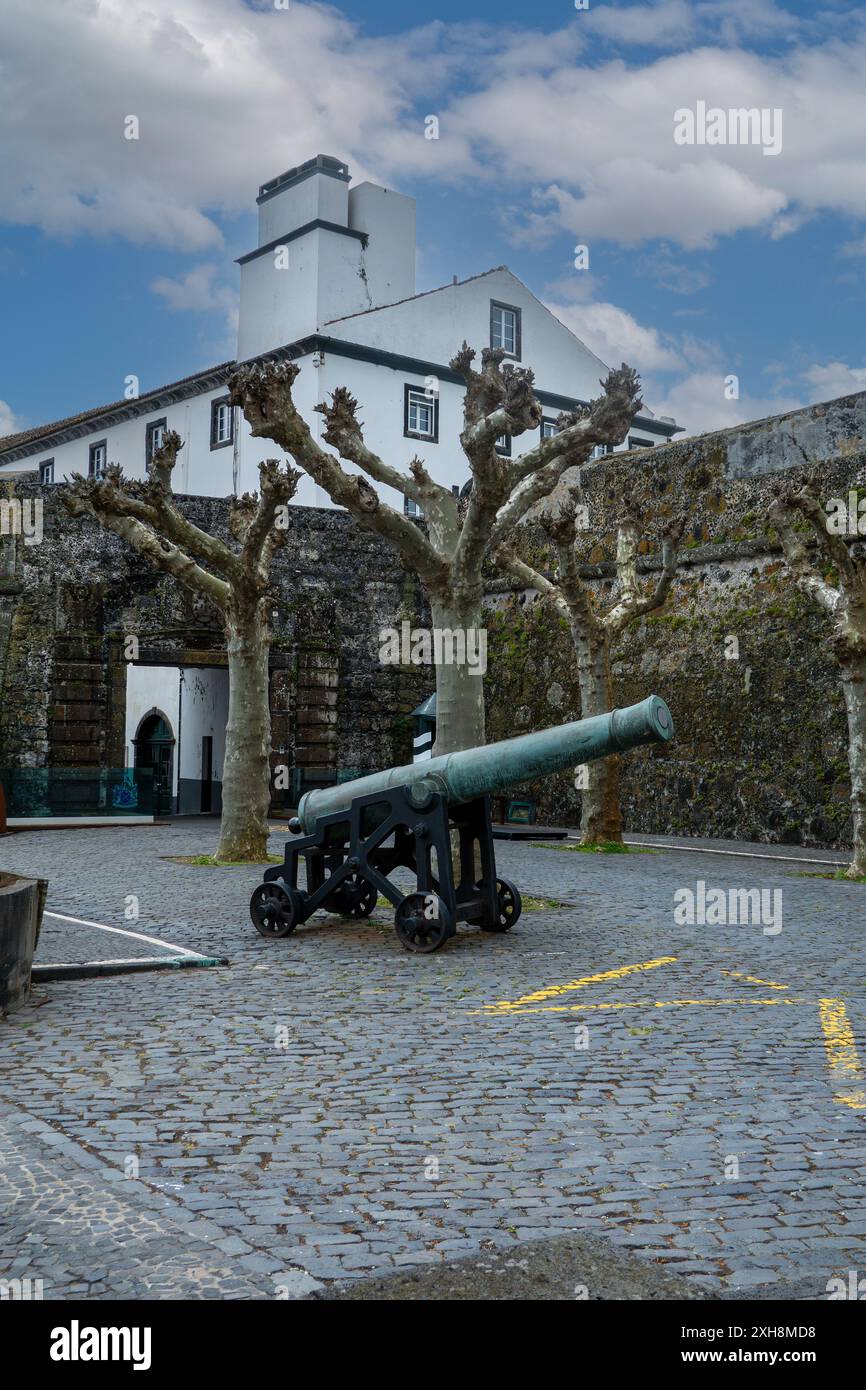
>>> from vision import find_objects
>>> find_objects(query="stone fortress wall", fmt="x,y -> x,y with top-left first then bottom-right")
2,388 -> 865,848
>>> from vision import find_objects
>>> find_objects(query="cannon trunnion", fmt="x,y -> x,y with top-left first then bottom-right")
249,694 -> 674,953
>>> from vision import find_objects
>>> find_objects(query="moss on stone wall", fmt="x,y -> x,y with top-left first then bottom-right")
483,398 -> 866,849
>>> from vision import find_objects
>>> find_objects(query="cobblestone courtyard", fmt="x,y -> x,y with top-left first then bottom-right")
2,821 -> 866,1299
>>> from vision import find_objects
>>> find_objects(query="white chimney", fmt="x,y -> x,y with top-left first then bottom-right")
235,155 -> 416,361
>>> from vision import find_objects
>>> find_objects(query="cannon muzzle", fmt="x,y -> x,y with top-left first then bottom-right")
296,694 -> 672,835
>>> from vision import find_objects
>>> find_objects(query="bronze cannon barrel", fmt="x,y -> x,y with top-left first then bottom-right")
295,694 -> 673,835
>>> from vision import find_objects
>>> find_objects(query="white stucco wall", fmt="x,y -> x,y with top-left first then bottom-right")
124,665 -> 180,793
178,667 -> 228,783
9,386 -> 239,496
0,185 -> 674,505
123,664 -> 228,809
348,182 -> 416,311
237,233 -> 322,359
326,267 -> 620,406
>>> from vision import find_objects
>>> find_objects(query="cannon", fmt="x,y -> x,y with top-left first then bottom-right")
250,694 -> 673,953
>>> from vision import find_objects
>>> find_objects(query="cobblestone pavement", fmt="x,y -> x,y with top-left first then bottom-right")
2,819 -> 866,1299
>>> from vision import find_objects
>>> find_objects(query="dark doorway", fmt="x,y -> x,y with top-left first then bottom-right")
135,713 -> 175,817
200,736 -> 214,813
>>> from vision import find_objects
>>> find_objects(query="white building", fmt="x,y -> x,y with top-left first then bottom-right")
0,153 -> 679,817
0,153 -> 679,509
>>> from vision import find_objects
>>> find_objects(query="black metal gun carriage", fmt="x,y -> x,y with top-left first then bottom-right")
250,694 -> 673,954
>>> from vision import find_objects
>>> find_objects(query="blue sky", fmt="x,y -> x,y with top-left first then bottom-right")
1,0 -> 865,439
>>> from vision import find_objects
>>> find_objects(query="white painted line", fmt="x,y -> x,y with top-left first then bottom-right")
43,911 -> 207,959
614,840 -> 845,868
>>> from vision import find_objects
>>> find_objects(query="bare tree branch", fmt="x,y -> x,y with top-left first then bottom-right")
236,457 -> 302,586
492,542 -> 571,623
605,510 -> 686,634
229,349 -> 645,753
506,365 -> 643,488
316,387 -> 437,506
229,360 -> 449,591
63,496 -> 230,611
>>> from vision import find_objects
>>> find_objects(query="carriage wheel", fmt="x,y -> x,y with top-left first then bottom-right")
480,877 -> 522,933
328,872 -> 377,919
394,892 -> 453,953
250,881 -> 302,938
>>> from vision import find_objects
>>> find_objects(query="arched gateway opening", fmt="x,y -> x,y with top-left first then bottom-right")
134,712 -> 175,817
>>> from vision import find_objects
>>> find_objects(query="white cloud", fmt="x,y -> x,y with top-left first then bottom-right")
151,263 -> 238,330
647,369 -> 802,435
545,296 -> 685,373
150,263 -> 239,360
0,0 -> 472,250
3,0 -> 866,258
585,0 -> 698,48
426,26 -> 866,250
545,281 -> 819,436
0,400 -> 25,438
802,361 -> 866,400
586,0 -> 801,49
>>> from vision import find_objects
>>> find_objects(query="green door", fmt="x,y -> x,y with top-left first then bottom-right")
135,714 -> 175,817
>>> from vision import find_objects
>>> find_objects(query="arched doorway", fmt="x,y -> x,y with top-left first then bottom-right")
134,712 -> 175,817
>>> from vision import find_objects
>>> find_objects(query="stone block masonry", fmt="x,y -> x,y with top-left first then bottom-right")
483,391 -> 866,850
0,487 -> 431,813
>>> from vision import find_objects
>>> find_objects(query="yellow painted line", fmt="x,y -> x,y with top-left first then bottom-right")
467,996 -> 811,1017
721,970 -> 789,991
819,998 -> 866,1110
479,955 -> 678,1013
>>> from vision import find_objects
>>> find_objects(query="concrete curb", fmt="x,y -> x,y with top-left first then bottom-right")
32,954 -> 228,981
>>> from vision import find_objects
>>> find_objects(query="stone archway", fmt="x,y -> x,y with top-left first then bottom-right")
133,709 -> 176,817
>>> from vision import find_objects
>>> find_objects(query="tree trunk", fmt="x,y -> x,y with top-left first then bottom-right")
840,655 -> 866,878
430,594 -> 486,755
215,601 -> 272,863
574,629 -> 623,845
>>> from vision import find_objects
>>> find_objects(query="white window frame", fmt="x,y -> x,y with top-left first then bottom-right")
89,441 -> 107,479
490,300 -> 521,359
404,385 -> 438,442
146,418 -> 167,468
211,397 -> 234,450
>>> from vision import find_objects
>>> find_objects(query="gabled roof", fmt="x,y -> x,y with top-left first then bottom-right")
1,265 -> 679,461
0,360 -> 234,457
325,266 -> 509,326
324,262 -> 638,415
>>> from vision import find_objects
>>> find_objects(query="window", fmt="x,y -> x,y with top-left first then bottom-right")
88,440 -> 107,479
403,495 -> 423,518
403,384 -> 438,442
590,444 -> 614,461
490,300 -> 521,359
39,459 -> 54,485
146,418 -> 167,468
494,434 -> 511,457
210,397 -> 234,450
541,418 -> 560,440
628,436 -> 655,450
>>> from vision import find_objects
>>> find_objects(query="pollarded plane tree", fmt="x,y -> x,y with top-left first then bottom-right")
769,467 -> 866,879
65,434 -> 300,863
229,348 -> 643,755
494,489 -> 685,845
